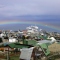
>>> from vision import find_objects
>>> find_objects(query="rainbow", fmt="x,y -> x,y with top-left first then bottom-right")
0,20 -> 60,31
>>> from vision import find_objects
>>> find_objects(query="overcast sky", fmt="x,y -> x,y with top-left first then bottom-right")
0,0 -> 60,17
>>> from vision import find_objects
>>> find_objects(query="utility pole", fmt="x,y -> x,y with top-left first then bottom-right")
7,47 -> 10,60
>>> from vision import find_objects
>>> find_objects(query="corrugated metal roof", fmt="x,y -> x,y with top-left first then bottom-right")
37,40 -> 51,45
5,43 -> 34,49
27,40 -> 37,46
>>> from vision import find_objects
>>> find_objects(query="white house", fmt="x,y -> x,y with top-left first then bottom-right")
9,37 -> 17,42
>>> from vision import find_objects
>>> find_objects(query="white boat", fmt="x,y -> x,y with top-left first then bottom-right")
26,25 -> 39,34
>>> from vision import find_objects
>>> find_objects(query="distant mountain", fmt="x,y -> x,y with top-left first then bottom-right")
13,15 -> 60,20
0,15 -> 60,20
